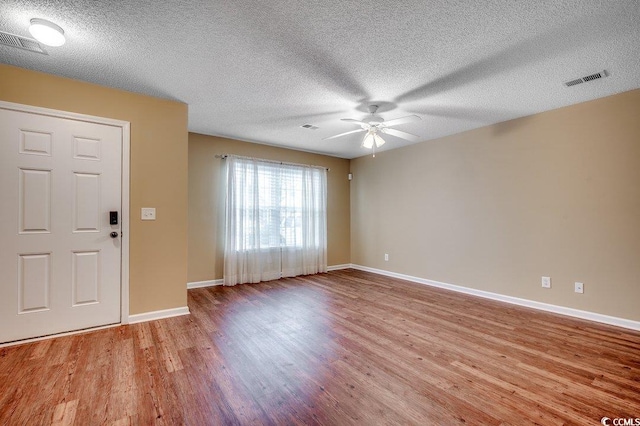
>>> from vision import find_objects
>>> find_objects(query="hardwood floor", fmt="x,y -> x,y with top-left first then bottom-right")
1,269 -> 639,425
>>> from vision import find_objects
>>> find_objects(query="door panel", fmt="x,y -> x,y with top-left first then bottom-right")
19,130 -> 52,156
71,250 -> 100,306
0,107 -> 122,343
18,253 -> 51,313
73,172 -> 101,232
19,168 -> 52,233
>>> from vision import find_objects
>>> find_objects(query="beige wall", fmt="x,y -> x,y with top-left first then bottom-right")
351,89 -> 640,322
188,133 -> 350,282
0,64 -> 188,315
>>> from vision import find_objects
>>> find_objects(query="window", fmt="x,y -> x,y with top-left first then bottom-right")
223,156 -> 327,285
233,163 -> 323,249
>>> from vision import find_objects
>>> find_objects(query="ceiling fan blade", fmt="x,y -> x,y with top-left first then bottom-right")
322,128 -> 366,140
382,115 -> 421,127
340,118 -> 368,125
381,128 -> 420,142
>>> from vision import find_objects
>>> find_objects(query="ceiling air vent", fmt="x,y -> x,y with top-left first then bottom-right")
583,71 -> 606,82
564,78 -> 584,87
0,30 -> 47,54
301,124 -> 319,130
564,70 -> 608,88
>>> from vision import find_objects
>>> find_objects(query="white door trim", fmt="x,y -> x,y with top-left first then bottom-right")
0,101 -> 131,324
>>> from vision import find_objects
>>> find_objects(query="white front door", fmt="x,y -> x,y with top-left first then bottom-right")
0,106 -> 122,343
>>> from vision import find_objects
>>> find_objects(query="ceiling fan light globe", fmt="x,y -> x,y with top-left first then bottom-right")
374,134 -> 386,147
362,133 -> 374,149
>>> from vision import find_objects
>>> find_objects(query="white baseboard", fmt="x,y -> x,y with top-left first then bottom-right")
127,306 -> 190,324
350,264 -> 640,331
327,264 -> 352,271
187,279 -> 223,289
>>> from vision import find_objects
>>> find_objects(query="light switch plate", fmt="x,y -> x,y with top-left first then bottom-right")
141,207 -> 156,220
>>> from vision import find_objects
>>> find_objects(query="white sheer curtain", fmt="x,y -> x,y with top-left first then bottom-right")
223,156 -> 327,286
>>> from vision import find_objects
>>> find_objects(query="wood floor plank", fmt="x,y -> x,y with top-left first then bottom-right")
1,269 -> 639,425
50,399 -> 78,426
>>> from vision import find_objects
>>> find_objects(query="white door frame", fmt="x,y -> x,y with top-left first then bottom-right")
0,100 -> 131,324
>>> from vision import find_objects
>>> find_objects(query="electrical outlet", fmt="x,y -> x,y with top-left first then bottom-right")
541,276 -> 551,288
384,253 -> 389,261
575,282 -> 584,294
141,207 -> 156,220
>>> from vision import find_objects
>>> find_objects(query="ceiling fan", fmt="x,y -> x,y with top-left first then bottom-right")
323,105 -> 421,155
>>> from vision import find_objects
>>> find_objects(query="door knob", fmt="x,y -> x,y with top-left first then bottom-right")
110,231 -> 119,238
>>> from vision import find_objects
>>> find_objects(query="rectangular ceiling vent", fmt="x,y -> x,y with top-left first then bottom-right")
301,124 -> 319,130
564,78 -> 584,87
0,30 -> 47,54
564,70 -> 608,88
583,71 -> 606,82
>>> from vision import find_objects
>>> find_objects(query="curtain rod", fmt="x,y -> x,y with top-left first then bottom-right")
215,154 -> 330,171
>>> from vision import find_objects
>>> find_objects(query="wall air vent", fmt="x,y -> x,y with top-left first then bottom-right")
301,124 -> 319,130
0,30 -> 47,54
564,70 -> 608,88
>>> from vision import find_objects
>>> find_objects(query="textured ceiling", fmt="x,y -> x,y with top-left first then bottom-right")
1,1 -> 639,158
